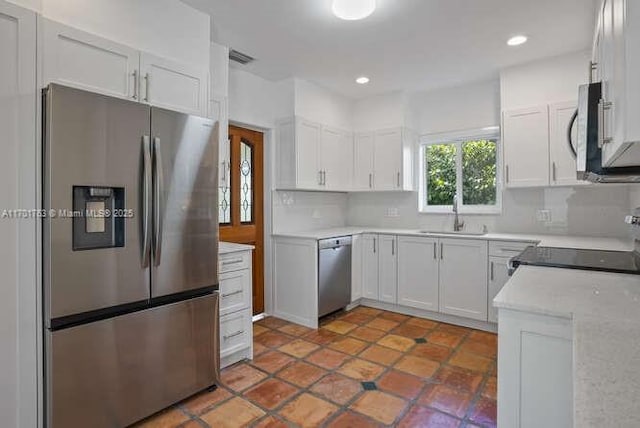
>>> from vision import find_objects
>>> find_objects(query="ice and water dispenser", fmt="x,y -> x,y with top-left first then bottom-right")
72,186 -> 125,251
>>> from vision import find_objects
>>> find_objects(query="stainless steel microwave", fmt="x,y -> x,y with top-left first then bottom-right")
573,82 -> 640,183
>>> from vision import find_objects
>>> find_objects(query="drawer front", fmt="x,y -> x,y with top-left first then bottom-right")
220,269 -> 251,315
220,311 -> 252,358
219,251 -> 251,273
489,241 -> 535,258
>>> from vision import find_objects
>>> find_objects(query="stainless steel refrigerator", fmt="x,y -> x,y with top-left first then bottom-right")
42,84 -> 220,428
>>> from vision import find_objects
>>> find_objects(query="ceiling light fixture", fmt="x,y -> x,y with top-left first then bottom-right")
507,35 -> 528,46
356,76 -> 370,84
332,0 -> 376,21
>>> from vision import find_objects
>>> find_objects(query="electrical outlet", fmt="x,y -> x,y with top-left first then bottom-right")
536,209 -> 551,223
386,207 -> 399,217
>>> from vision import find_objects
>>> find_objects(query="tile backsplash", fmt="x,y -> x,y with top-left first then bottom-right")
273,185 -> 634,239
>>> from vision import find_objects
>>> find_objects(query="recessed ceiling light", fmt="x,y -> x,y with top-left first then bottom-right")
356,76 -> 370,84
507,35 -> 528,46
332,0 -> 376,21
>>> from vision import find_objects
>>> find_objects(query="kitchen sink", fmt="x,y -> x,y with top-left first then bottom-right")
418,230 -> 487,236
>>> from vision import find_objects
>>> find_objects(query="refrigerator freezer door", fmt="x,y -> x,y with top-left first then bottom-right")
150,107 -> 219,298
47,293 -> 220,428
44,84 -> 152,322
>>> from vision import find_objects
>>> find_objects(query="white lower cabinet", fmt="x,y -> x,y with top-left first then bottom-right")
498,309 -> 573,428
378,235 -> 398,304
439,238 -> 488,322
350,234 -> 363,302
218,249 -> 253,368
487,257 -> 510,323
362,234 -> 380,300
397,236 -> 439,311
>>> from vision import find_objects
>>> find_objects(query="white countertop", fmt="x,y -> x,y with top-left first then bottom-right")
495,266 -> 640,427
272,227 -> 632,251
219,241 -> 254,254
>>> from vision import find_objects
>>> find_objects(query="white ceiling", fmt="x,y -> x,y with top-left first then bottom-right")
182,0 -> 597,99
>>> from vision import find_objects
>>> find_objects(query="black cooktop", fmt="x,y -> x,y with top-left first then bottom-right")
510,246 -> 640,275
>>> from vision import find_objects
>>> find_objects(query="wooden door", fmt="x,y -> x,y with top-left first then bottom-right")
219,125 -> 264,315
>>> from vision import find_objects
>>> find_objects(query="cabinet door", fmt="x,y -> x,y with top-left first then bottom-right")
321,127 -> 353,191
503,106 -> 550,188
211,97 -> 230,197
0,3 -> 37,427
398,236 -> 439,311
498,310 -> 572,428
600,0 -> 616,165
549,101 -> 586,186
351,234 -> 363,302
354,132 -> 375,190
140,52 -> 208,116
41,19 -> 139,100
488,257 -> 510,323
378,235 -> 398,304
295,118 -> 322,190
361,234 -> 379,300
439,238 -> 488,321
374,129 -> 403,190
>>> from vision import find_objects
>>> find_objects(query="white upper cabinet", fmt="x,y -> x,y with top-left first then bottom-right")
41,19 -> 139,100
276,117 -> 353,191
439,238 -> 488,321
549,101 -> 586,186
296,118 -> 322,189
397,236 -> 439,312
503,105 -> 550,188
378,235 -> 398,304
599,0 -> 640,167
354,132 -> 375,191
353,128 -> 414,192
41,19 -> 209,117
374,129 -> 403,191
139,52 -> 208,116
321,126 -> 353,191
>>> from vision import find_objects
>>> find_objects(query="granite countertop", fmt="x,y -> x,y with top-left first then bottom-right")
219,241 -> 255,254
272,227 -> 633,251
494,266 -> 640,427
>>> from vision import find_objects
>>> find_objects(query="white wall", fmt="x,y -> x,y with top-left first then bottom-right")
293,78 -> 353,130
412,79 -> 501,134
10,0 -> 210,67
501,50 -> 590,110
353,91 -> 409,132
228,68 -> 292,129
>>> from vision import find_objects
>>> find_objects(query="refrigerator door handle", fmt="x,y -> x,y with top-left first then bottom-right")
153,136 -> 164,266
141,136 -> 152,268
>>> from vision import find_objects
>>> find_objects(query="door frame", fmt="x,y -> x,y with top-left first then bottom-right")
227,120 -> 274,318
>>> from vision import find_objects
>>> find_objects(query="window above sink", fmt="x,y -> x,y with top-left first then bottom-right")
419,127 -> 502,215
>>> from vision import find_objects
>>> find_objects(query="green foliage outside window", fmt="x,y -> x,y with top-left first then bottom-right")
426,144 -> 456,205
425,139 -> 497,207
462,140 -> 497,205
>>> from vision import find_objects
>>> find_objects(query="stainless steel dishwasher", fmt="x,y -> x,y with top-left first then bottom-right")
318,236 -> 352,317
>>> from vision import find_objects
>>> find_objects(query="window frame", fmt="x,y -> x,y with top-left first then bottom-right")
418,127 -> 502,215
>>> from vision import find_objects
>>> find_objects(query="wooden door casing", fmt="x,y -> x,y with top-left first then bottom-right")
220,125 -> 264,315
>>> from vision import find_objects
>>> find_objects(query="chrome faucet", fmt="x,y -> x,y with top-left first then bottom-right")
453,194 -> 464,232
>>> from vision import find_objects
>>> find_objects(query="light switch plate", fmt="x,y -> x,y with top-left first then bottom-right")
536,209 -> 551,223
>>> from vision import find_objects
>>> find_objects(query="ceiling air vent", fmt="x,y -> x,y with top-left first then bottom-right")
229,49 -> 255,65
